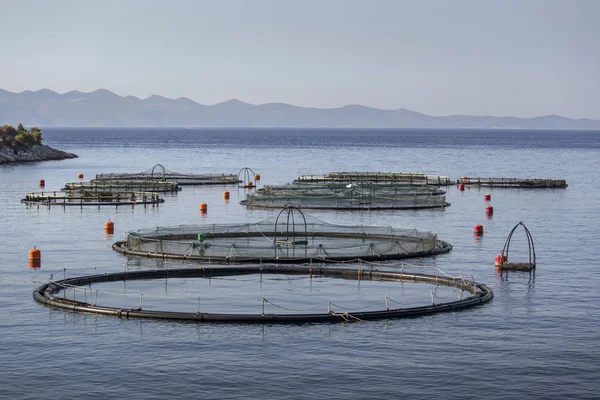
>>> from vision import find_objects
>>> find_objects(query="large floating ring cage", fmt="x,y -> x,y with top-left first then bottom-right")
295,172 -> 455,186
113,207 -> 452,262
21,191 -> 164,206
94,164 -> 240,186
33,265 -> 492,324
456,177 -> 567,188
241,183 -> 449,210
63,180 -> 181,193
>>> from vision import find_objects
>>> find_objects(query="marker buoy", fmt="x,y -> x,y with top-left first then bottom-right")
494,254 -> 504,267
458,183 -> 465,191
254,174 -> 261,181
222,191 -> 230,200
104,220 -> 114,234
473,224 -> 483,236
485,206 -> 494,215
246,181 -> 254,188
39,179 -> 45,187
199,202 -> 208,212
28,247 -> 41,269
484,194 -> 491,201
77,173 -> 84,179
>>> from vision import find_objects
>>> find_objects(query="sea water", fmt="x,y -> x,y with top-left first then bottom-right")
0,128 -> 599,399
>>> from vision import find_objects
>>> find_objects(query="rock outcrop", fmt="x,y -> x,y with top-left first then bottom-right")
0,144 -> 78,164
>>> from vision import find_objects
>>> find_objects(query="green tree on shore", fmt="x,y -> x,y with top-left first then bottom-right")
0,124 -> 43,149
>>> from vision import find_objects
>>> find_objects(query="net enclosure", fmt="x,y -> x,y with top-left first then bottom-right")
113,207 -> 451,262
63,180 -> 181,193
94,164 -> 240,186
295,172 -> 455,186
22,190 -> 164,206
457,177 -> 567,188
241,182 -> 449,210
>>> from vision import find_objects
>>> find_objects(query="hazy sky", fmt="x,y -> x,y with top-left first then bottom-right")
1,0 -> 599,118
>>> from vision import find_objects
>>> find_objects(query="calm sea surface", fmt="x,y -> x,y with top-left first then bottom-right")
1,128 -> 599,399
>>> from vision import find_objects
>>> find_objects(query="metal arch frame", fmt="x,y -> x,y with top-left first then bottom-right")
273,205 -> 308,246
501,221 -> 536,266
150,164 -> 166,180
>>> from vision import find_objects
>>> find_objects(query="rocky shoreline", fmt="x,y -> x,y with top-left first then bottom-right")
0,144 -> 78,164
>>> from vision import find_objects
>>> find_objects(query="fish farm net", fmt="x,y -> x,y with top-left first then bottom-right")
241,183 -> 449,210
63,180 -> 181,193
34,264 -> 492,324
94,164 -> 240,185
113,208 -> 451,262
295,172 -> 455,186
22,191 -> 164,206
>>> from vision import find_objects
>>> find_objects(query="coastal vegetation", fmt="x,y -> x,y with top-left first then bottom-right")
0,124 -> 43,149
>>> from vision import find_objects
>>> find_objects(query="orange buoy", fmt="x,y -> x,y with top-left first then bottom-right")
246,181 -> 254,188
485,205 -> 494,215
104,220 -> 114,234
199,202 -> 208,212
484,194 -> 491,201
458,183 -> 465,191
222,191 -> 230,200
77,173 -> 84,179
473,224 -> 483,236
39,179 -> 45,187
28,247 -> 41,269
254,174 -> 261,181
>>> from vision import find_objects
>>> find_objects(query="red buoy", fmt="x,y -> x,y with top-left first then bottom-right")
246,181 -> 254,188
77,173 -> 84,179
104,220 -> 114,234
222,191 -> 230,200
28,247 -> 41,269
39,179 -> 45,187
254,174 -> 261,181
458,183 -> 465,191
484,194 -> 491,201
473,224 -> 483,236
494,254 -> 504,267
485,206 -> 494,215
199,202 -> 208,212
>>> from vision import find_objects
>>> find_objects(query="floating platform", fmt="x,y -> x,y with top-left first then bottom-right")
33,265 -> 492,324
113,207 -> 452,262
457,177 -> 567,188
63,180 -> 181,193
21,191 -> 164,206
495,262 -> 535,271
295,172 -> 455,186
94,164 -> 240,186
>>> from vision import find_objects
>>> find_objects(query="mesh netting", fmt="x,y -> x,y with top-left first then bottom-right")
94,164 -> 240,185
22,191 -> 164,206
62,180 -> 181,193
114,210 -> 451,262
295,172 -> 455,186
241,183 -> 449,210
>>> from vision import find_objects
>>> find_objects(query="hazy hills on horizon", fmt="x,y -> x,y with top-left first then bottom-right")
1,88 -> 599,130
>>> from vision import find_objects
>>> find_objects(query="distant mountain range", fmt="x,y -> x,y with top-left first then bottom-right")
1,88 -> 599,129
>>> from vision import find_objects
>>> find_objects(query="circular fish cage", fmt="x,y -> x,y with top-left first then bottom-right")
94,164 -> 240,186
33,265 -> 492,324
295,172 -> 455,186
63,180 -> 181,193
21,190 -> 164,207
113,207 -> 452,263
241,183 -> 449,210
